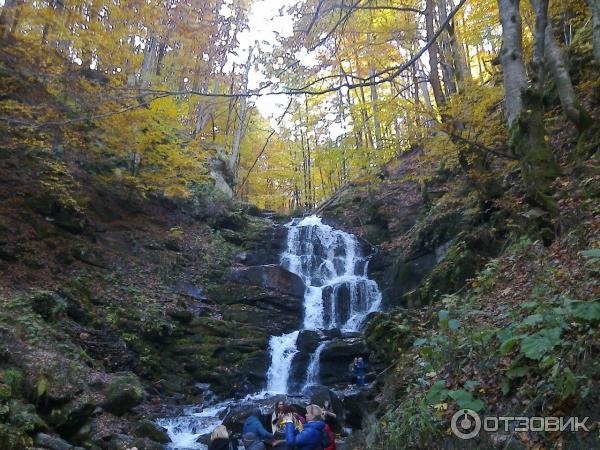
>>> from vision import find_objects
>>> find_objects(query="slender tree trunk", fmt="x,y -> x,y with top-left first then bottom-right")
543,18 -> 591,129
368,61 -> 383,151
425,0 -> 446,108
591,0 -> 600,65
195,79 -> 220,136
229,47 -> 253,179
140,35 -> 157,87
498,0 -> 528,126
438,0 -> 469,92
358,84 -> 375,150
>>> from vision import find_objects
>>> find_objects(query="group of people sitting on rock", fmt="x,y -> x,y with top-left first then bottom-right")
208,400 -> 337,450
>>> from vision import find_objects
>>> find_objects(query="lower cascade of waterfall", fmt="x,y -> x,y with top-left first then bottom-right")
266,215 -> 382,394
158,215 -> 382,448
266,330 -> 299,393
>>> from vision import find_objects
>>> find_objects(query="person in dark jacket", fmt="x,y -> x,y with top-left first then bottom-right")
285,404 -> 330,450
242,431 -> 266,450
208,425 -> 238,450
242,408 -> 273,442
355,357 -> 366,387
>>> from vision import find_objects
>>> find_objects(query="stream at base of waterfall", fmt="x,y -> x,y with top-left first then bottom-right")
158,216 -> 382,449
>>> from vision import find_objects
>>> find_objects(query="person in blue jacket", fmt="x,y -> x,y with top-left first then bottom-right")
242,408 -> 273,442
355,357 -> 366,387
285,404 -> 330,450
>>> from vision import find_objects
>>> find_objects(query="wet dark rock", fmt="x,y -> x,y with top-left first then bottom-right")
34,433 -> 78,450
296,330 -> 320,353
319,338 -> 368,385
289,351 -> 311,393
103,373 -> 143,416
130,419 -> 170,444
228,264 -> 305,298
170,282 -> 207,301
341,388 -> 368,428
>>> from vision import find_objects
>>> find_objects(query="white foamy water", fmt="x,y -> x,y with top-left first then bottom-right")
157,403 -> 229,450
157,392 -> 271,449
304,341 -> 327,387
280,215 -> 381,332
266,215 -> 382,394
266,330 -> 300,393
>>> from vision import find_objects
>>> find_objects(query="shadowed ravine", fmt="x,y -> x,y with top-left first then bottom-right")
157,216 -> 382,449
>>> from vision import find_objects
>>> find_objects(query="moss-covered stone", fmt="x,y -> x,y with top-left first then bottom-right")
30,289 -> 67,320
130,419 -> 170,443
103,373 -> 143,416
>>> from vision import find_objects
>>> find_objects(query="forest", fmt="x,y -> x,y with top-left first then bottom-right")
0,0 -> 599,449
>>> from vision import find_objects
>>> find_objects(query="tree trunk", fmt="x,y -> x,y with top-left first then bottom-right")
438,0 -> 470,92
497,0 -> 528,126
0,0 -> 19,39
368,60 -> 383,151
140,35 -> 157,87
228,47 -> 253,179
530,0 -> 549,90
543,19 -> 591,129
195,79 -> 220,136
425,0 -> 446,108
591,0 -> 600,65
498,0 -> 559,211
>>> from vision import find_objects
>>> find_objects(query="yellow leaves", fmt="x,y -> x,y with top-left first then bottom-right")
433,402 -> 448,412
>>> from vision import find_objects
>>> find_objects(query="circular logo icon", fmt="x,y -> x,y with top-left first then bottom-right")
451,409 -> 481,439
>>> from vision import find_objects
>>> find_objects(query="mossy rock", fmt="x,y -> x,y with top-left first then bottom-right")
0,368 -> 24,397
103,373 -> 143,416
421,244 -> 482,303
30,289 -> 67,320
364,312 -> 413,366
47,394 -> 96,435
167,309 -> 193,324
130,419 -> 170,443
189,317 -> 236,338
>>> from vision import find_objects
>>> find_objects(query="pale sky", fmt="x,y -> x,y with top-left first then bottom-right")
224,0 -> 332,131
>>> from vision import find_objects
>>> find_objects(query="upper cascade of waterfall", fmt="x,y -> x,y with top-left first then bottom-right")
280,215 -> 381,332
265,215 -> 382,396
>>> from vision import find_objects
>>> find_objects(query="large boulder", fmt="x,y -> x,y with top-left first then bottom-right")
288,331 -> 322,393
130,419 -> 170,444
34,433 -> 80,450
341,387 -> 368,428
47,394 -> 96,435
228,265 -> 305,298
296,330 -> 320,353
319,338 -> 368,385
103,373 -> 143,416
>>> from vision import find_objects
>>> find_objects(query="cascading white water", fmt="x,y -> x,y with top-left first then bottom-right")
281,215 -> 381,331
266,330 -> 299,393
266,215 -> 382,394
304,341 -> 327,387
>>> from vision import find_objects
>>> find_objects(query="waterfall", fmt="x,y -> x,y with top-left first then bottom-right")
265,215 -> 382,394
266,331 -> 299,393
305,342 -> 327,387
